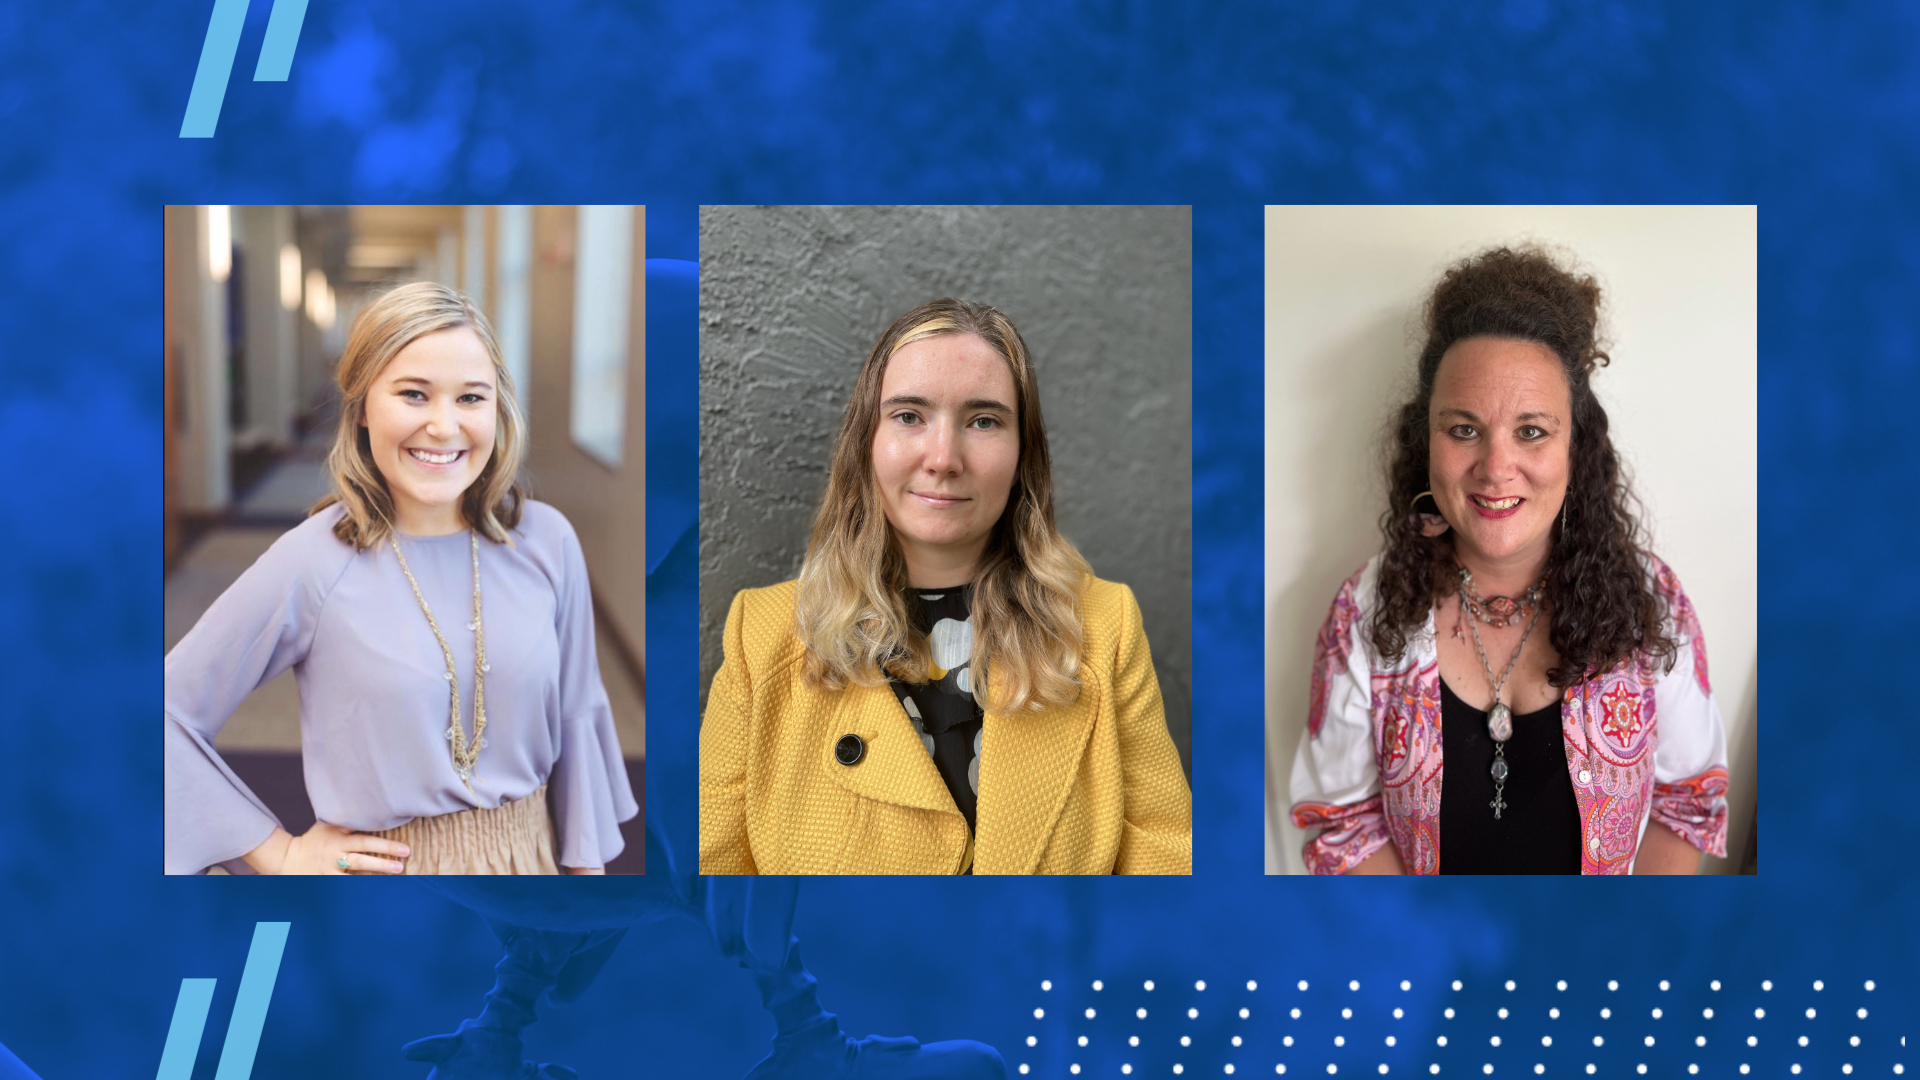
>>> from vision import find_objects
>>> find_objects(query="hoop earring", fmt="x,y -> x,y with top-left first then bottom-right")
1560,495 -> 1569,537
1409,490 -> 1450,538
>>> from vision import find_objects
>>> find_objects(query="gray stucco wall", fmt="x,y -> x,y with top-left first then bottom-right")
699,205 -> 1192,775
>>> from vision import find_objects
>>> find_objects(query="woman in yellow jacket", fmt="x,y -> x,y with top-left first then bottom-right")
700,298 -> 1192,875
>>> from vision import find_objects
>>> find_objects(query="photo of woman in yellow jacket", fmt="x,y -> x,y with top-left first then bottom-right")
699,298 -> 1192,875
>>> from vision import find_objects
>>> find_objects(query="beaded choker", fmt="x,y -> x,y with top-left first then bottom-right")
1457,566 -> 1545,628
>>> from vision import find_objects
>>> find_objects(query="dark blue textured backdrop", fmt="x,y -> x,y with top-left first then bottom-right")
2,1 -> 1913,1077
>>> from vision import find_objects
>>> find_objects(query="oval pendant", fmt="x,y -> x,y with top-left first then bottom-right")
1487,702 -> 1513,742
1490,758 -> 1509,782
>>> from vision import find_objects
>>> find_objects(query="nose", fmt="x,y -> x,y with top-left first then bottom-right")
422,399 -> 457,440
922,419 -> 960,475
1476,431 -> 1517,482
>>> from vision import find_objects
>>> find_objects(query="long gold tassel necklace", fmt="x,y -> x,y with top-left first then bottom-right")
390,532 -> 489,795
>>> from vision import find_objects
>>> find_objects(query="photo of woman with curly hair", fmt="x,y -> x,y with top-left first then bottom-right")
1264,206 -> 1756,876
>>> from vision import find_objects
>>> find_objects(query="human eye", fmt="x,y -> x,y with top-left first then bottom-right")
1518,424 -> 1547,441
969,414 -> 1002,431
458,392 -> 489,405
891,410 -> 923,426
1447,423 -> 1477,440
398,388 -> 428,403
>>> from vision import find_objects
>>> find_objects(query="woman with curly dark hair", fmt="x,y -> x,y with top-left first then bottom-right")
1289,246 -> 1729,875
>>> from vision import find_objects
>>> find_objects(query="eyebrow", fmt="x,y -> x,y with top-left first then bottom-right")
393,376 -> 495,390
882,394 -> 1014,414
1435,407 -> 1560,425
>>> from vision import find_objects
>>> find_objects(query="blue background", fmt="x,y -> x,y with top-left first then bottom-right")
3,1 -> 1912,1076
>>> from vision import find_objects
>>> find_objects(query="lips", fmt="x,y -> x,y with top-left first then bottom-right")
408,447 -> 467,467
1469,493 -> 1524,519
911,491 -> 971,508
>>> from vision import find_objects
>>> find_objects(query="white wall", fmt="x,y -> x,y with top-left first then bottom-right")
170,205 -> 231,513
525,205 -> 648,671
235,205 -> 299,450
568,205 -> 635,468
494,205 -> 534,407
1263,205 -> 1757,875
462,203 -> 489,313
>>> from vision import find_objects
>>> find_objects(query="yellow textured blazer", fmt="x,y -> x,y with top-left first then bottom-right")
699,577 -> 1192,874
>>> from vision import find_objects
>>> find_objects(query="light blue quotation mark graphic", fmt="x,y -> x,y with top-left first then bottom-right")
155,922 -> 291,1080
179,0 -> 311,137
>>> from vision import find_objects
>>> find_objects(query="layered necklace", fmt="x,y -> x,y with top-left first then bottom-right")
1457,566 -> 1545,628
390,532 -> 489,794
1456,566 -> 1545,820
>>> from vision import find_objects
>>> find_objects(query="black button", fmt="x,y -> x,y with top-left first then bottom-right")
834,734 -> 865,766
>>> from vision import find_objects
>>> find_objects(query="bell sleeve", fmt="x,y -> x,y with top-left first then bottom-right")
1647,565 -> 1730,858
1108,583 -> 1193,875
164,522 -> 343,875
1289,568 -> 1393,874
698,588 -> 758,874
547,522 -> 640,870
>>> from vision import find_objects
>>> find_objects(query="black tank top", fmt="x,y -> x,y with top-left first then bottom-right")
1438,678 -> 1582,874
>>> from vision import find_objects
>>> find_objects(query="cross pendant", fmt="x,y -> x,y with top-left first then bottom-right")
1490,791 -> 1507,819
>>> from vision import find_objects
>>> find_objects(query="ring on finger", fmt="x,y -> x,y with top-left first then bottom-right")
337,856 -> 352,871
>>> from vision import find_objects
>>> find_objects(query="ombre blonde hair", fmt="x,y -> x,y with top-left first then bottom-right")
795,298 -> 1091,714
312,282 -> 527,549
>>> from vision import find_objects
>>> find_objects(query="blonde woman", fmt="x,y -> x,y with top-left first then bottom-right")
700,298 -> 1191,875
165,282 -> 637,875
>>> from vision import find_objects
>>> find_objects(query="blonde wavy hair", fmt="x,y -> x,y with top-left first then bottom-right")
796,298 -> 1091,714
312,282 -> 527,549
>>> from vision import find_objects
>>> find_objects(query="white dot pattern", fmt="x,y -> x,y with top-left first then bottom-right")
1005,975 -> 1902,1077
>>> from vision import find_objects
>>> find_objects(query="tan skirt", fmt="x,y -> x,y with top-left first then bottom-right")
369,785 -> 559,875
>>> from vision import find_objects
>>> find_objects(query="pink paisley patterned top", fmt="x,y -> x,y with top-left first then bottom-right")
1289,554 -> 1728,875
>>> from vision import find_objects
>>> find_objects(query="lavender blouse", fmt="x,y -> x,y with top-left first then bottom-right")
164,501 -> 638,875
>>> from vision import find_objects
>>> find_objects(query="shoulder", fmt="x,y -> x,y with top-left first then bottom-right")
730,579 -> 800,626
1347,555 -> 1385,610
1079,575 -> 1160,652
1080,576 -> 1140,628
1308,555 -> 1386,671
504,501 -> 585,589
266,505 -> 359,586
1078,576 -> 1166,668
723,579 -> 805,671
1320,554 -> 1383,625
1641,551 -> 1705,645
1641,551 -> 1686,603
284,501 -> 352,546
1072,579 -> 1149,687
512,499 -> 580,549
199,505 -> 360,618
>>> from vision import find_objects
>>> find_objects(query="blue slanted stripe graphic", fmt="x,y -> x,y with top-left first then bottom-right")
253,0 -> 311,82
211,922 -> 290,1080
178,0 -> 251,137
154,978 -> 217,1080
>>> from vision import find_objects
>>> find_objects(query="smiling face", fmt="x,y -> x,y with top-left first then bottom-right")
1428,336 -> 1572,575
870,332 -> 1022,586
361,326 -> 498,535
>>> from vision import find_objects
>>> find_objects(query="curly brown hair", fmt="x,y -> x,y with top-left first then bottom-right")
1369,246 -> 1676,687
